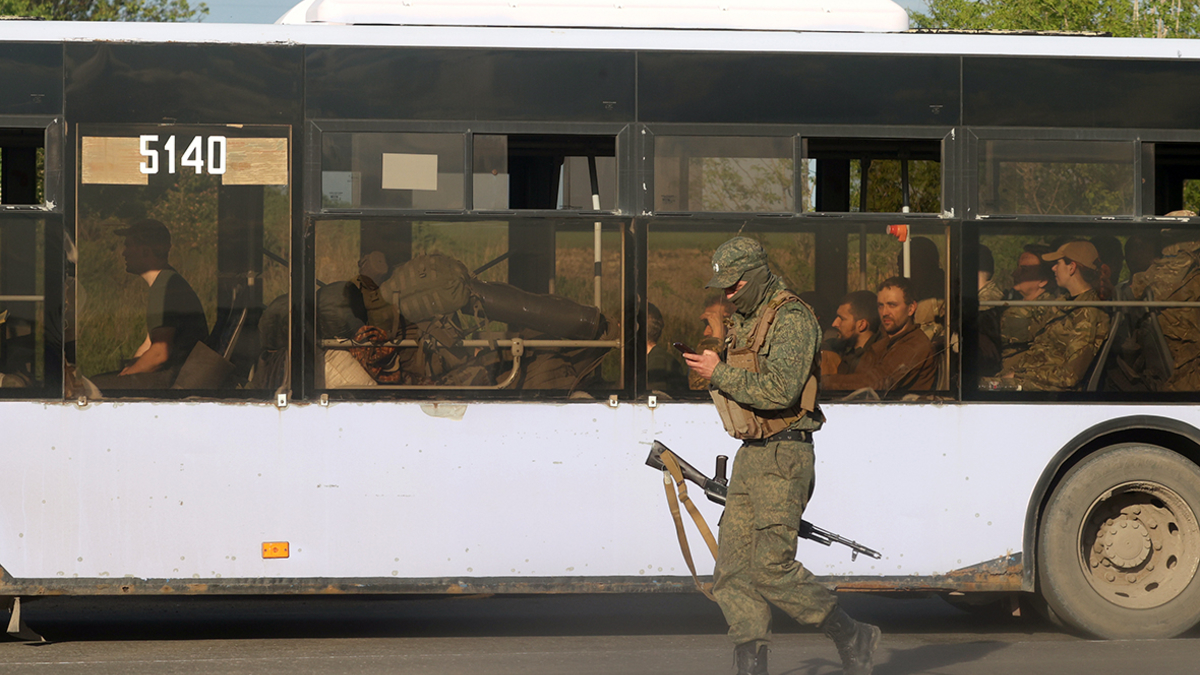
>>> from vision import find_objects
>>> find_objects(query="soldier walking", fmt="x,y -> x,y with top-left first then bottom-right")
683,237 -> 881,675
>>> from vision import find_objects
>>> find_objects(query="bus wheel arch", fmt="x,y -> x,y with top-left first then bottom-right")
1026,416 -> 1200,638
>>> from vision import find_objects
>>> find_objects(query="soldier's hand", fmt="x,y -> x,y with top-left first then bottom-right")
684,350 -> 720,380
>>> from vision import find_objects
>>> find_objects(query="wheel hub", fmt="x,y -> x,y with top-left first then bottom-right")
1097,511 -> 1152,569
1080,482 -> 1200,610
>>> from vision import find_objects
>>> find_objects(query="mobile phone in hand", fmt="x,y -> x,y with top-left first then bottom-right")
672,341 -> 696,355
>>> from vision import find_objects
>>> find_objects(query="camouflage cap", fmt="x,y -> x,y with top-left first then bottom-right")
1043,241 -> 1100,271
705,237 -> 768,288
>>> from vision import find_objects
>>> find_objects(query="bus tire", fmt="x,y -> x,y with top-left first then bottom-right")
1038,443 -> 1200,639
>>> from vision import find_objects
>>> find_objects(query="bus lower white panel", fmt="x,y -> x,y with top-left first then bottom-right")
0,401 -> 1182,583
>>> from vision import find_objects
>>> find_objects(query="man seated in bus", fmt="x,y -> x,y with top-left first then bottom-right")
822,276 -> 937,395
688,293 -> 733,390
903,237 -> 946,345
91,219 -> 208,390
989,241 -> 1110,391
820,290 -> 881,375
999,243 -> 1063,366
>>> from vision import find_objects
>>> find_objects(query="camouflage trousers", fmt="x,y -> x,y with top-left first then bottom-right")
713,439 -> 838,647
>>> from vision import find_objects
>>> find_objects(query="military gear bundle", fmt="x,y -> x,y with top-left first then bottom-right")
383,254 -> 473,322
316,253 -> 614,391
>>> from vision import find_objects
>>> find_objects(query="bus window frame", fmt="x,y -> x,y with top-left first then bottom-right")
966,127 -> 1148,220
71,122 -> 293,402
306,120 -> 634,217
0,116 -> 64,400
640,124 -> 955,217
305,212 -> 635,403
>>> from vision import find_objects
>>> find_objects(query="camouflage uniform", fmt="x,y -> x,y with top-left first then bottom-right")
1131,241 -> 1200,391
995,288 -> 1110,391
1000,288 -> 1066,362
978,279 -> 1005,304
705,241 -> 837,649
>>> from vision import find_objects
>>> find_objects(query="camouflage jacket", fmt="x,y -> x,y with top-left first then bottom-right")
978,279 -> 1005,303
710,277 -> 823,431
1002,288 -> 1110,391
1000,288 -> 1066,361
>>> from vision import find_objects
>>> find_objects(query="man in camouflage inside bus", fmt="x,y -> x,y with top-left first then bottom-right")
1000,243 -> 1063,364
683,237 -> 880,675
986,241 -> 1110,391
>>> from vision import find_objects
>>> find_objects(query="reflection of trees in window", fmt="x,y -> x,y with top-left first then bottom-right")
846,234 -> 902,292
992,162 -> 1134,216
849,160 -> 941,213
691,158 -> 793,212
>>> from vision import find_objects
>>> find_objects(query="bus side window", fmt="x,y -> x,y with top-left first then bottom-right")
314,218 -> 624,395
801,138 -> 941,214
473,134 -> 617,211
977,140 -> 1134,217
0,129 -> 47,393
75,127 -> 291,398
653,135 -> 793,213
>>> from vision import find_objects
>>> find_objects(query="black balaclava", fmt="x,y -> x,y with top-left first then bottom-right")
728,265 -> 776,316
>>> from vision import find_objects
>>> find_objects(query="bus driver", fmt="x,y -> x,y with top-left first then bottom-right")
683,237 -> 880,675
90,219 -> 208,390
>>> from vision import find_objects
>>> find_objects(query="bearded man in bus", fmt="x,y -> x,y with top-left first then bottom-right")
822,277 -> 937,395
683,237 -> 880,675
994,240 -> 1110,391
822,290 -> 882,375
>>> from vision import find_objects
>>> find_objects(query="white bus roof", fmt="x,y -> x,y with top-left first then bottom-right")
3,18 -> 1200,63
275,0 -> 910,32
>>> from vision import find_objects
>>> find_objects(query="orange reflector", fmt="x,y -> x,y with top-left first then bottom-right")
262,542 -> 290,559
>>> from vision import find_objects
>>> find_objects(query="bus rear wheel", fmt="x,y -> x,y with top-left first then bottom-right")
1038,443 -> 1200,639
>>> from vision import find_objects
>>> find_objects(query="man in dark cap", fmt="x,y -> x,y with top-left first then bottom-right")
92,219 -> 208,389
683,237 -> 880,675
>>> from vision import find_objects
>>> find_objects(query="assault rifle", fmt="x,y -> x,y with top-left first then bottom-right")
646,441 -> 882,561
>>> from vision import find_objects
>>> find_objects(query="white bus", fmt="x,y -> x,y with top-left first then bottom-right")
0,0 -> 1198,640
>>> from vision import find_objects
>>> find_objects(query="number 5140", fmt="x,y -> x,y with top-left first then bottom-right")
139,135 -> 227,175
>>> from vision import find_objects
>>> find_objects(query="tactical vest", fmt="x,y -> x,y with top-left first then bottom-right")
710,291 -> 819,440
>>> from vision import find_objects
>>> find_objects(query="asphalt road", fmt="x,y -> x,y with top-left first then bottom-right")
0,593 -> 1196,674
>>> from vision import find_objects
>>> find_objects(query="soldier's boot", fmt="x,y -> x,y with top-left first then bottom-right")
821,606 -> 881,675
733,641 -> 768,675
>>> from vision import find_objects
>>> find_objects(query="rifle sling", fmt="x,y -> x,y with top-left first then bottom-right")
660,450 -> 718,601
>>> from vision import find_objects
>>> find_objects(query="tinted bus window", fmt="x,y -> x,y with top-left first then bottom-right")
473,134 -> 617,211
978,140 -> 1135,216
974,227 -> 1200,394
75,126 -> 291,397
0,218 -> 43,390
314,217 -> 624,394
801,138 -> 942,214
653,136 -> 794,213
322,132 -> 464,210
